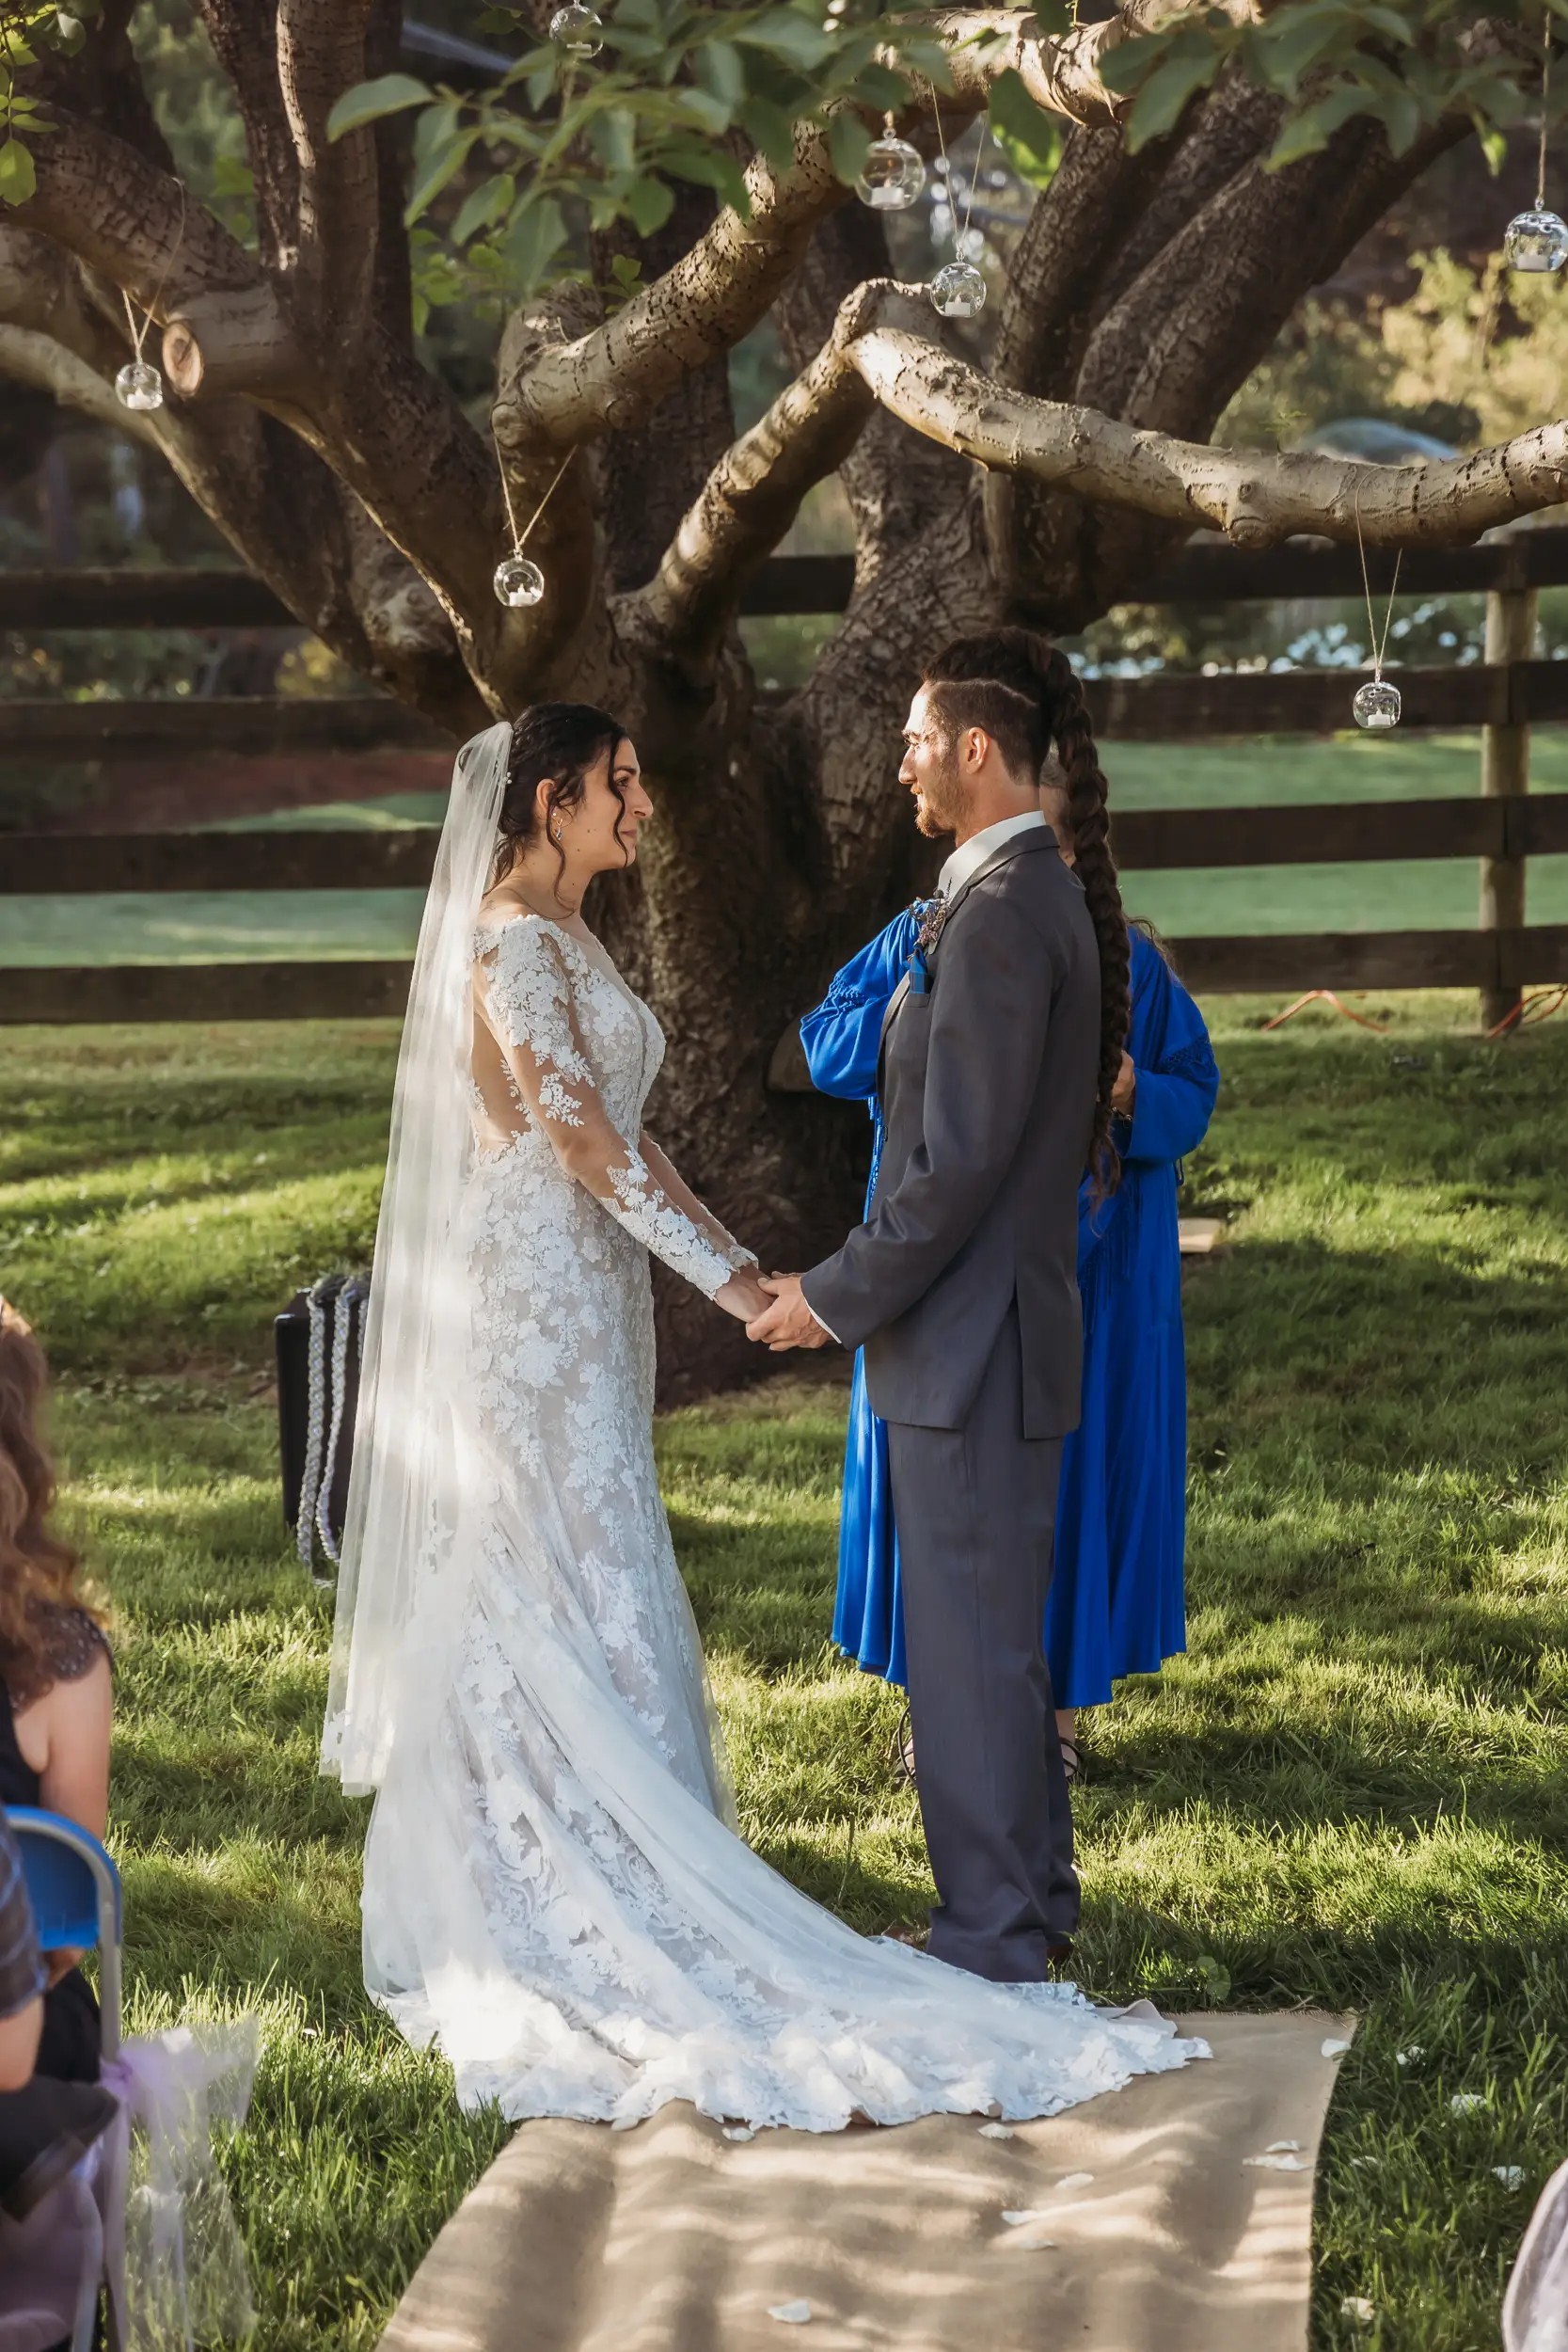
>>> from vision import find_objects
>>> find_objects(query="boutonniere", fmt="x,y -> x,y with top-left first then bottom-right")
913,888 -> 950,959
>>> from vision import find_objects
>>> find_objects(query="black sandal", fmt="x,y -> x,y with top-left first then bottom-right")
888,1706 -> 917,1788
1058,1735 -> 1083,1786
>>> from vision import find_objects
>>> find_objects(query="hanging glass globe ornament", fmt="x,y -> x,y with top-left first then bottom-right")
930,259 -> 987,319
114,358 -> 164,412
548,3 -> 603,56
1504,205 -> 1568,271
493,553 -> 546,608
1352,677 -> 1402,732
855,135 -> 926,212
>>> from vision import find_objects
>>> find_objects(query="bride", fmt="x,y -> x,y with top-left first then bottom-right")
321,705 -> 1203,2130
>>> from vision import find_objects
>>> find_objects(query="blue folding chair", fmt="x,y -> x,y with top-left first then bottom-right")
8,1808 -> 122,2062
2,1811 -> 124,2352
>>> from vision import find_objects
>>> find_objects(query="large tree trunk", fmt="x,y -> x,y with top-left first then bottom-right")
0,5 -> 1536,1395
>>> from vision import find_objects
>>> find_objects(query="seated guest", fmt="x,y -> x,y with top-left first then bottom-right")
0,1803 -> 118,2225
0,1805 -> 42,2091
0,1300 -> 111,2083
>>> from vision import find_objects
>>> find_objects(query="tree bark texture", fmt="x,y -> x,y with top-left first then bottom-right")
4,5 -> 1562,1391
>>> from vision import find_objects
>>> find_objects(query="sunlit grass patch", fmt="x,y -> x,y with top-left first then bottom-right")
2,998 -> 1566,2346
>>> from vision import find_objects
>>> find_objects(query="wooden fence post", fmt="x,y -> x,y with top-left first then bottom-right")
1480,563 -> 1537,1032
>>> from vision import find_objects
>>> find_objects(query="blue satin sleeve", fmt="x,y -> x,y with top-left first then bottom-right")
800,911 -> 920,1104
1124,958 -> 1219,1168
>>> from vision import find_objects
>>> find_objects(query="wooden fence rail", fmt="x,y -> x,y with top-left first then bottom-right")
6,542 -> 1568,1021
8,925 -> 1568,1028
6,527 -> 1568,630
6,793 -> 1568,896
6,661 -> 1568,760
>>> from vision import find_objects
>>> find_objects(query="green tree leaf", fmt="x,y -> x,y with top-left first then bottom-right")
0,136 -> 37,205
451,171 -> 515,246
502,197 -> 568,292
827,110 -> 872,187
325,72 -> 433,142
989,65 -> 1061,169
739,10 -> 833,72
738,93 -> 797,173
403,126 -> 481,223
668,143 -> 753,216
692,40 -> 744,114
624,174 -> 675,234
1265,82 -> 1368,171
1125,48 -> 1222,152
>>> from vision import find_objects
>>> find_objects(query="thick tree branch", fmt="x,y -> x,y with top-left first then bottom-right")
933,2 -> 1261,129
276,0 -> 382,323
848,314 -> 1568,548
0,323 -> 166,446
626,283 -> 888,661
195,0 -> 302,274
498,136 -> 853,451
497,0 -> 1241,455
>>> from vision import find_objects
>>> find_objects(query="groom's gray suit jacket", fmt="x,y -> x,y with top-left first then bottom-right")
801,828 -> 1100,1438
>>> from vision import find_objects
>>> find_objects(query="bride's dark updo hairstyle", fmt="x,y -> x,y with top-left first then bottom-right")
494,700 -> 631,888
922,627 -> 1131,1195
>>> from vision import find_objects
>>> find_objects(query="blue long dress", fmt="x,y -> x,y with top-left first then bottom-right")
800,916 -> 1219,1707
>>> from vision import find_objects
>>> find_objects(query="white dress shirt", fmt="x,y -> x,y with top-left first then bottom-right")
806,809 -> 1049,1343
936,807 -> 1047,898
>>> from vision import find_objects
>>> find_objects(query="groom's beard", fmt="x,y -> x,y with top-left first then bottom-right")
913,746 -> 969,840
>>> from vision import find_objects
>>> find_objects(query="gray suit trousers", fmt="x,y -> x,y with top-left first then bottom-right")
884,1304 -> 1080,1976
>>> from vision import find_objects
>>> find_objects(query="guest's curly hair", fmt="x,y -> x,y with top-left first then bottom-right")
923,627 -> 1132,1196
0,1308 -> 102,1698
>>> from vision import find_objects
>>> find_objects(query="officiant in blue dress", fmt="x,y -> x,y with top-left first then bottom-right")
801,803 -> 1219,1777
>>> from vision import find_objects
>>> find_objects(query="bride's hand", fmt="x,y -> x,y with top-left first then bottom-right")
714,1266 -> 772,1324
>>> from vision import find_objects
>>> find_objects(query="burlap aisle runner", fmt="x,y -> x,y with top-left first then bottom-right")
380,2012 -> 1355,2352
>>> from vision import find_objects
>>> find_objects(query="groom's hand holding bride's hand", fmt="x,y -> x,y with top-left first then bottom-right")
714,1266 -> 775,1325
746,1275 -> 831,1353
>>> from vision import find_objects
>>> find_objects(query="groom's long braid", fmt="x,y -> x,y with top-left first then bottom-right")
924,628 -> 1132,1198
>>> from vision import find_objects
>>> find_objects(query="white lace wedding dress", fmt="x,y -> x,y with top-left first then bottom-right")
324,724 -> 1204,2130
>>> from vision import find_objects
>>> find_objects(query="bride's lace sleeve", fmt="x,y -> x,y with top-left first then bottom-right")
476,918 -> 739,1300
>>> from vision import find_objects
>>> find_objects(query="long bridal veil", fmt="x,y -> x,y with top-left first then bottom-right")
321,720 -> 511,1796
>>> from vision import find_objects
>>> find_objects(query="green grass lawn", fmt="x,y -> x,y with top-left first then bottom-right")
2,995 -> 1566,2348
5,732 -> 1568,963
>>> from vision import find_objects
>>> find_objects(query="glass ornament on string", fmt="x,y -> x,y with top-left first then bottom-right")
491,448 -> 576,611
1506,10 -> 1567,272
549,3 -> 603,56
931,259 -> 987,319
1505,206 -> 1568,271
493,555 -> 546,608
115,358 -> 164,413
112,189 -> 185,419
1352,677 -> 1402,731
856,131 -> 926,212
925,96 -> 989,319
1352,521 -> 1402,732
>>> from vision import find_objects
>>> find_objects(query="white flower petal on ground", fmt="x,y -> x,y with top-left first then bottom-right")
1396,2045 -> 1426,2067
1322,2039 -> 1354,2058
1340,2296 -> 1375,2327
768,2302 -> 813,2324
1494,2167 -> 1527,2189
1265,2140 -> 1303,2153
1449,2093 -> 1485,2115
1001,2210 -> 1051,2227
978,2122 -> 1015,2140
1243,2152 -> 1307,2172
1055,2171 -> 1095,2192
722,2126 -> 755,2142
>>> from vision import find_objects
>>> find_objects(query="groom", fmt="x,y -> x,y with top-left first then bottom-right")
748,671 -> 1100,1983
